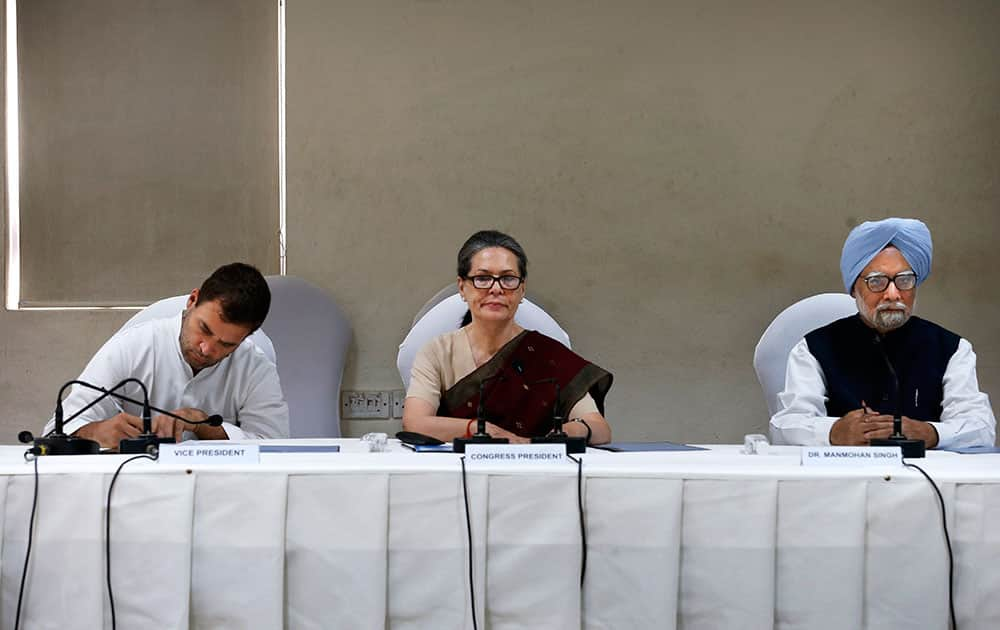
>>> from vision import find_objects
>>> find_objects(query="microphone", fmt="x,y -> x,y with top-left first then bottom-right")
877,338 -> 903,436
869,335 -> 925,458
26,378 -> 224,457
17,430 -> 55,458
453,371 -> 511,453
18,378 -> 137,456
58,380 -> 223,430
474,371 -> 504,436
22,377 -> 154,456
529,378 -> 586,454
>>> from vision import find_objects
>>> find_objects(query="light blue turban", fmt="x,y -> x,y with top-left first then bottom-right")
840,218 -> 933,294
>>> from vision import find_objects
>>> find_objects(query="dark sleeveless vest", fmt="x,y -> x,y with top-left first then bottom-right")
805,315 -> 960,421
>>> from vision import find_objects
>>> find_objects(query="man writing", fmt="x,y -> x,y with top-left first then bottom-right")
43,263 -> 289,447
770,218 -> 995,448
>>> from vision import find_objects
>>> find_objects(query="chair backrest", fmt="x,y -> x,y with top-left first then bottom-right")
262,276 -> 351,437
397,288 -> 571,390
411,284 -> 463,327
117,276 -> 351,437
753,293 -> 858,416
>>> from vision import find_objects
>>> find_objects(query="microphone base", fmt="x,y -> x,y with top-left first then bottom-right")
120,435 -> 175,456
31,435 -> 101,456
531,435 -> 586,454
870,436 -> 925,458
453,435 -> 510,453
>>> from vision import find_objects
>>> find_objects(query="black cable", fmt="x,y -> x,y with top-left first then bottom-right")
106,454 -> 156,630
903,460 -> 956,630
459,452 -> 586,629
568,454 -> 587,587
459,456 -> 478,630
14,453 -> 40,630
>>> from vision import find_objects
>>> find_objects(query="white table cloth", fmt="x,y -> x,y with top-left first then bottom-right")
0,441 -> 998,629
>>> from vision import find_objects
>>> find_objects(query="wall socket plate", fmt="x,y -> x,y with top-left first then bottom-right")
341,390 -> 391,419
391,390 -> 406,418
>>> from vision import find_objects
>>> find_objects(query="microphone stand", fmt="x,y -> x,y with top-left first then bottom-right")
20,378 -> 223,456
19,377 -> 104,455
869,336 -> 925,458
453,371 -> 510,453
530,378 -> 586,454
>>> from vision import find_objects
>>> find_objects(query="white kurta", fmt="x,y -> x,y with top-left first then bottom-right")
770,337 -> 996,448
44,313 -> 289,439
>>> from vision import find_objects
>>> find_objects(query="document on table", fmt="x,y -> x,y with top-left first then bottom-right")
593,442 -> 708,452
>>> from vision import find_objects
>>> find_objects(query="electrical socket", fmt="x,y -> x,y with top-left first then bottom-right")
391,390 -> 406,418
341,390 -> 391,419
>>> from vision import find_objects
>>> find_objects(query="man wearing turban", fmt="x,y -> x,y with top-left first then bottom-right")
770,218 -> 995,449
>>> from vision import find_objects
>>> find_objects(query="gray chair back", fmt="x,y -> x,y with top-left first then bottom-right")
262,276 -> 351,437
117,276 -> 350,437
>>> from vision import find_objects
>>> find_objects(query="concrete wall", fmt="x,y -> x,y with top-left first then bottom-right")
3,1 -> 999,443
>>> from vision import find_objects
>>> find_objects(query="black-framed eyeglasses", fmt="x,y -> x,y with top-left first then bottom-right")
862,271 -> 917,292
466,275 -> 523,290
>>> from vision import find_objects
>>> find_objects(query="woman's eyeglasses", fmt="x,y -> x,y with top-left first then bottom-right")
466,275 -> 523,290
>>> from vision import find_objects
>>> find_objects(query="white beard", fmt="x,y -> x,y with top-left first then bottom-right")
874,306 -> 909,330
856,294 -> 911,332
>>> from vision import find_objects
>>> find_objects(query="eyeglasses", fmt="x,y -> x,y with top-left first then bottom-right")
466,275 -> 523,290
861,271 -> 917,292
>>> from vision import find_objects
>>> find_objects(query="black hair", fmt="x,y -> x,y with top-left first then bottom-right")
456,230 -> 528,327
195,262 -> 271,331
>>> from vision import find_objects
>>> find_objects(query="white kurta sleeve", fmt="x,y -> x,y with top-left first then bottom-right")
769,339 -> 839,446
933,338 -> 996,449
224,359 -> 289,439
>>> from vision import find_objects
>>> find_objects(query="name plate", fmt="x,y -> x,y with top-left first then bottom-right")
464,443 -> 567,468
801,445 -> 902,467
158,443 -> 260,465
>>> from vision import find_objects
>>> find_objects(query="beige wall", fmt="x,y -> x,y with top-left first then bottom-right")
3,1 -> 999,443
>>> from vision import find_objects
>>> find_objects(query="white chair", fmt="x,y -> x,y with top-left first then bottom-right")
753,293 -> 858,417
397,287 -> 571,390
118,275 -> 351,437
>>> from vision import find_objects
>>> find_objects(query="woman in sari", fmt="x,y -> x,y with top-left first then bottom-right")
402,230 -> 612,445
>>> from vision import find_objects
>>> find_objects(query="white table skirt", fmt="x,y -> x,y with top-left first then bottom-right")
0,442 -> 998,630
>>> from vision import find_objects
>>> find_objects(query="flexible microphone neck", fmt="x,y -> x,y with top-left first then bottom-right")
475,371 -> 506,436
55,378 -> 149,436
19,377 -> 141,456
526,376 -> 587,453
530,377 -> 564,434
868,333 -> 925,457
25,377 -> 223,457
453,371 -> 512,452
872,335 -> 903,435
52,378 -> 223,437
